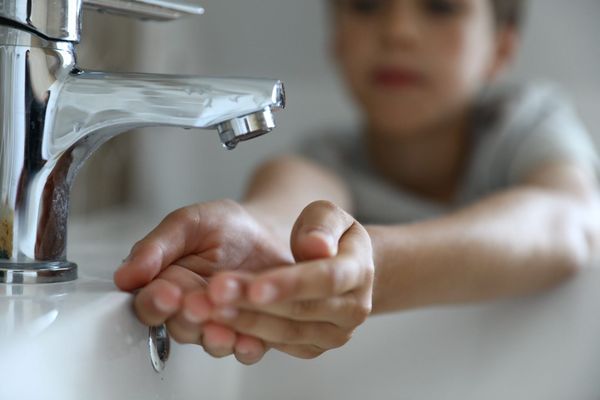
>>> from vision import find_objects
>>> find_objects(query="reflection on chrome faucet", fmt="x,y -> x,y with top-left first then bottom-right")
0,0 -> 286,284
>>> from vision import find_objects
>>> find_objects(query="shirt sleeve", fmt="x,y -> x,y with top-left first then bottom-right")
296,130 -> 362,181
485,84 -> 600,186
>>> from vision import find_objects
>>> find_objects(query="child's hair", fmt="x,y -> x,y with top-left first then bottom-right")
491,0 -> 527,30
327,1 -> 528,31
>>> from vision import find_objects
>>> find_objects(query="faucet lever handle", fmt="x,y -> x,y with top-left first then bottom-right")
83,0 -> 204,21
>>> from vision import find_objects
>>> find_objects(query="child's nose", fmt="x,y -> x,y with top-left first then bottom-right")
380,1 -> 421,48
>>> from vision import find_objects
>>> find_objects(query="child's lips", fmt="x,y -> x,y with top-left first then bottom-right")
372,67 -> 425,89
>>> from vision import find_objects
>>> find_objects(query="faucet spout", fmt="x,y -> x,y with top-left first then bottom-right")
48,71 -> 285,164
0,25 -> 286,283
29,73 -> 285,261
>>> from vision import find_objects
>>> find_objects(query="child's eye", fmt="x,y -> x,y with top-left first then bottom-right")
422,0 -> 464,16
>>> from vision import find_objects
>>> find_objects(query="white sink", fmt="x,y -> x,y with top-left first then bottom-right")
2,210 -> 599,400
0,211 -> 242,400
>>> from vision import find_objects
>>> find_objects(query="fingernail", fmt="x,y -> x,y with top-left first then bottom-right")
221,279 -> 240,303
237,346 -> 253,356
217,307 -> 238,320
154,296 -> 177,313
183,309 -> 204,324
256,283 -> 278,304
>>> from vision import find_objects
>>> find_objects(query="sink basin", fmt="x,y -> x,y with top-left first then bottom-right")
0,211 -> 242,400
2,209 -> 599,399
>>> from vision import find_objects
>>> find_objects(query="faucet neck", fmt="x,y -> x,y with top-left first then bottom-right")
0,0 -> 82,42
0,27 -> 77,266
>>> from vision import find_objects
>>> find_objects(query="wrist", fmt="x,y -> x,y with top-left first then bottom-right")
365,224 -> 421,314
365,225 -> 387,271
365,225 -> 391,314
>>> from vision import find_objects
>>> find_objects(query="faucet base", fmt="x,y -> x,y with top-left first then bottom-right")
0,261 -> 77,284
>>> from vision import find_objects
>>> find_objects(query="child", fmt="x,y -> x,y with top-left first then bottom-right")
114,0 -> 600,366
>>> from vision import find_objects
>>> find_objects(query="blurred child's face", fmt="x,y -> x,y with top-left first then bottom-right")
331,0 -> 515,137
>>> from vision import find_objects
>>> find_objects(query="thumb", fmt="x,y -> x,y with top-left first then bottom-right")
290,201 -> 354,262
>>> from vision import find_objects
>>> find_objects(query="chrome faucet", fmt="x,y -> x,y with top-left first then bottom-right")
0,0 -> 286,284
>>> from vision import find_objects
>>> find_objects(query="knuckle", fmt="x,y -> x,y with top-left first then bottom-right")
208,246 -> 227,265
343,293 -> 371,326
322,324 -> 353,349
326,258 -> 352,295
291,299 -> 320,318
352,302 -> 371,325
321,262 -> 339,295
331,331 -> 353,349
281,322 -> 305,343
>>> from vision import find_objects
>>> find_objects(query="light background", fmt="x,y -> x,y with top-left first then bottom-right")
72,0 -> 600,216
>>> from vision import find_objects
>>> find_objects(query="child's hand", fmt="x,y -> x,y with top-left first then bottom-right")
182,201 -> 375,360
113,199 -> 293,364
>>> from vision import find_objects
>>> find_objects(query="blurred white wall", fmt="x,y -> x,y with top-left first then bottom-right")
85,0 -> 599,215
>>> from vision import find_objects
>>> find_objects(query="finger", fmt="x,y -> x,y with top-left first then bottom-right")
248,224 -> 373,304
114,206 -> 206,291
186,283 -> 268,364
269,343 -> 325,359
182,291 -> 214,324
207,272 -> 253,306
201,322 -> 237,359
236,295 -> 370,328
290,200 -> 354,261
234,334 -> 269,365
157,264 -> 209,293
133,278 -> 183,326
166,312 -> 203,344
211,308 -> 350,349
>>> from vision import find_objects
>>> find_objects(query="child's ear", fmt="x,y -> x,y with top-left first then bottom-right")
487,27 -> 520,81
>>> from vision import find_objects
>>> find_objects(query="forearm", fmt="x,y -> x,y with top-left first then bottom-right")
368,186 -> 600,314
243,155 -> 352,242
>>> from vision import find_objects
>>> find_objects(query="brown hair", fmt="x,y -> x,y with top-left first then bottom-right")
491,0 -> 527,30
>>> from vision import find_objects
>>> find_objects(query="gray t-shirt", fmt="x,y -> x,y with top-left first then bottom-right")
300,83 -> 600,224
